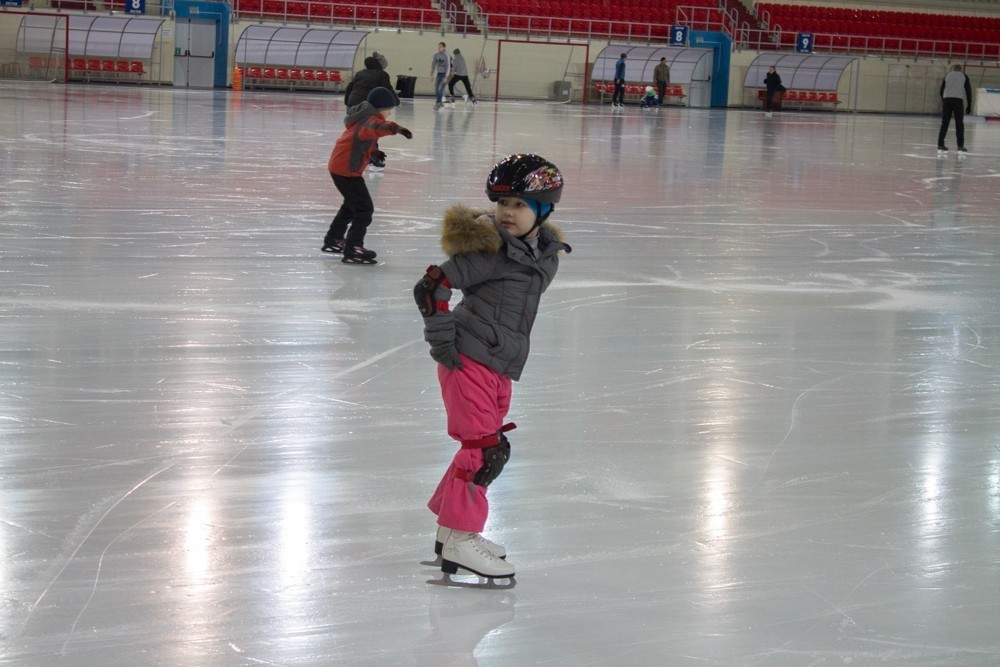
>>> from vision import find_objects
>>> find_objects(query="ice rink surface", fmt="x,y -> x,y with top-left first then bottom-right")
1,81 -> 999,666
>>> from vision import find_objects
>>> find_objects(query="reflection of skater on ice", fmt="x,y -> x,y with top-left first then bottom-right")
414,589 -> 516,664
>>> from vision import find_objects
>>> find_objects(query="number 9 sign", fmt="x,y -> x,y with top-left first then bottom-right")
796,32 -> 814,53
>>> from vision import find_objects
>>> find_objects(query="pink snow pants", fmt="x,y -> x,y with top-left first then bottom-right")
427,354 -> 512,533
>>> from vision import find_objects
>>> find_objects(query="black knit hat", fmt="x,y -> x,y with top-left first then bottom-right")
367,86 -> 397,110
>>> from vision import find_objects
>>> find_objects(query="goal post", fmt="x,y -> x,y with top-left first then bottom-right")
494,39 -> 591,104
0,11 -> 70,83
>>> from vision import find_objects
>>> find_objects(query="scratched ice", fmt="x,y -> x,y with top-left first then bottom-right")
1,82 -> 999,666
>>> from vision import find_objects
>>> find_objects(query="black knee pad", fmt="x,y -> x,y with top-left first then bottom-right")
473,434 -> 511,488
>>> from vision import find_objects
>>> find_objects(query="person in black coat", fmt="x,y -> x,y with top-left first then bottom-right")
344,53 -> 397,107
763,66 -> 785,113
343,53 -> 398,170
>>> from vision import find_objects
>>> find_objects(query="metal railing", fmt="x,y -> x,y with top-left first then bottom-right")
737,25 -> 999,60
233,1 -> 445,29
229,0 -> 1000,61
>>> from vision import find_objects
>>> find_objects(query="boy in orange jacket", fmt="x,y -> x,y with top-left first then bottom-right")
324,87 -> 412,264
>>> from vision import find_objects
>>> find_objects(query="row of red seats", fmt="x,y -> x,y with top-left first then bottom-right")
760,4 -> 1000,30
480,0 -> 716,13
773,31 -> 1000,58
485,15 -> 676,38
595,81 -> 686,97
245,66 -> 343,84
234,0 -> 439,26
757,89 -> 840,104
767,16 -> 1000,41
28,56 -> 146,76
498,6 -> 676,23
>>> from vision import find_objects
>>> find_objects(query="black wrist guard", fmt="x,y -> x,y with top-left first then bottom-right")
414,264 -> 448,317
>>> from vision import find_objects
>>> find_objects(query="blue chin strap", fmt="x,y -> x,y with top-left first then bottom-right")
519,200 -> 553,240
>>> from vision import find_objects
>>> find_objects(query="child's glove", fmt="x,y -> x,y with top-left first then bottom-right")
372,149 -> 387,163
398,127 -> 413,139
414,265 -> 450,317
423,312 -> 463,370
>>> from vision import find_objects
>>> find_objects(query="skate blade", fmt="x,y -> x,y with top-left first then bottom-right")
420,557 -> 443,568
427,573 -> 516,590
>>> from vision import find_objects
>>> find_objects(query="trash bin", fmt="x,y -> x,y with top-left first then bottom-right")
552,80 -> 571,102
396,75 -> 417,99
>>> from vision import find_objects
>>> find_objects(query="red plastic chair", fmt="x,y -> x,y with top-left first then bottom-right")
101,60 -> 116,75
130,61 -> 146,75
314,70 -> 329,82
262,67 -> 276,79
87,59 -> 102,73
116,60 -> 130,75
329,70 -> 342,82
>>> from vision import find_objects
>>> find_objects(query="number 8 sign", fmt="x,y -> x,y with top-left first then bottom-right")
670,26 -> 688,46
127,0 -> 145,14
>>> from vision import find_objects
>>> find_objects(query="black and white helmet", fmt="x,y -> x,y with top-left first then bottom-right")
485,154 -> 563,204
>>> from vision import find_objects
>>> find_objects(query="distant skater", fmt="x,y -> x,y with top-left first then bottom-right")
763,66 -> 785,114
430,42 -> 451,110
323,87 -> 412,263
447,48 -> 477,105
937,64 -> 972,154
612,53 -> 627,108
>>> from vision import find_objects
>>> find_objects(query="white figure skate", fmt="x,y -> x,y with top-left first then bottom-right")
427,530 -> 515,589
429,526 -> 506,564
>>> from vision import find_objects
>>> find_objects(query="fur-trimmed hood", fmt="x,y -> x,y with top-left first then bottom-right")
440,204 -> 567,256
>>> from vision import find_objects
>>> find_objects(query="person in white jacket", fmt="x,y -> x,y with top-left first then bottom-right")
937,64 -> 973,153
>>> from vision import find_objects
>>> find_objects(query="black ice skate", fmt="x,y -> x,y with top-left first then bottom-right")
341,245 -> 377,265
321,239 -> 345,254
427,531 -> 516,590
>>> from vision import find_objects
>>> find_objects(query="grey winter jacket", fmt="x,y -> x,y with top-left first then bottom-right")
423,204 -> 571,381
452,52 -> 469,77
